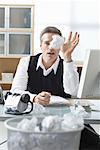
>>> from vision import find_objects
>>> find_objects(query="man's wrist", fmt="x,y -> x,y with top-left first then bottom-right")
63,54 -> 73,63
64,57 -> 73,63
66,59 -> 73,63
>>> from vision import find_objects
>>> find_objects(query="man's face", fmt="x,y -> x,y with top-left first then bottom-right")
40,33 -> 60,65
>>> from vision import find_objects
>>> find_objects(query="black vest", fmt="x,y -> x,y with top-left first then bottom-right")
27,53 -> 71,98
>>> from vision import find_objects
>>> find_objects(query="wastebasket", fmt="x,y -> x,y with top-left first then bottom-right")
5,117 -> 84,150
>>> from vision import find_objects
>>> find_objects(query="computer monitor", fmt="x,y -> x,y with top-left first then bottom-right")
77,49 -> 100,99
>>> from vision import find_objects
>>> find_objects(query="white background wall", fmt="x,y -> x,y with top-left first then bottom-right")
1,0 -> 100,61
34,0 -> 100,61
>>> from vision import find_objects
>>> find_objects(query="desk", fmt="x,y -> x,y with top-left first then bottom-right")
0,99 -> 100,150
0,99 -> 100,124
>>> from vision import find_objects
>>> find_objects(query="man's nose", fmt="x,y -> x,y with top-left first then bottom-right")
48,46 -> 53,51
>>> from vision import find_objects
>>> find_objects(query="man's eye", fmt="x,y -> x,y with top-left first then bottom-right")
45,42 -> 50,45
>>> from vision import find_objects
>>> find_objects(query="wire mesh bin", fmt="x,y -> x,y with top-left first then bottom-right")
5,117 -> 84,150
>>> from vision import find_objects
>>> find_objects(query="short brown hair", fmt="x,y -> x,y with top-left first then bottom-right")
40,26 -> 62,41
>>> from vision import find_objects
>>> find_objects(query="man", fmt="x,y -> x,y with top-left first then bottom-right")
10,26 -> 99,149
10,26 -> 79,105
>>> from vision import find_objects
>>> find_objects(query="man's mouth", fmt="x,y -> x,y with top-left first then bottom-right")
47,52 -> 54,55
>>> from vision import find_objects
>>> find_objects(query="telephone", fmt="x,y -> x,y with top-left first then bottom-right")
4,92 -> 33,115
0,86 -> 4,104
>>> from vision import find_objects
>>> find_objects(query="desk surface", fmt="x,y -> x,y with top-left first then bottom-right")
0,99 -> 100,124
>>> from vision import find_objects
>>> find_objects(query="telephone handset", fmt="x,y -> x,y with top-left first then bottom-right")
0,86 -> 4,104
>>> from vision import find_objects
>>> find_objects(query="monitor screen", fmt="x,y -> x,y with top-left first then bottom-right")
77,49 -> 100,98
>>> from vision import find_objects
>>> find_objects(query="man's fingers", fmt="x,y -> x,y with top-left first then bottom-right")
37,93 -> 51,102
65,32 -> 79,45
34,91 -> 51,106
35,97 -> 50,106
40,91 -> 51,98
67,31 -> 72,42
71,32 -> 78,42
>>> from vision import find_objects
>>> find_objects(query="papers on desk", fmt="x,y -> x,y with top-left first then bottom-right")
49,96 -> 70,106
81,100 -> 100,112
90,100 -> 100,112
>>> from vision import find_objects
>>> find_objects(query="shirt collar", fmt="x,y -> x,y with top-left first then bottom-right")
36,54 -> 60,74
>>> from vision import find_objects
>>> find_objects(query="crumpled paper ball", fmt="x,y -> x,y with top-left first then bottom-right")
49,35 -> 64,49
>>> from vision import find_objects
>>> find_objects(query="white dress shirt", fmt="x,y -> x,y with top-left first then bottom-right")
10,54 -> 79,101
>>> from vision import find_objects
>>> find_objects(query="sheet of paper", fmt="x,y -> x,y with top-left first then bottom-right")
90,100 -> 100,111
